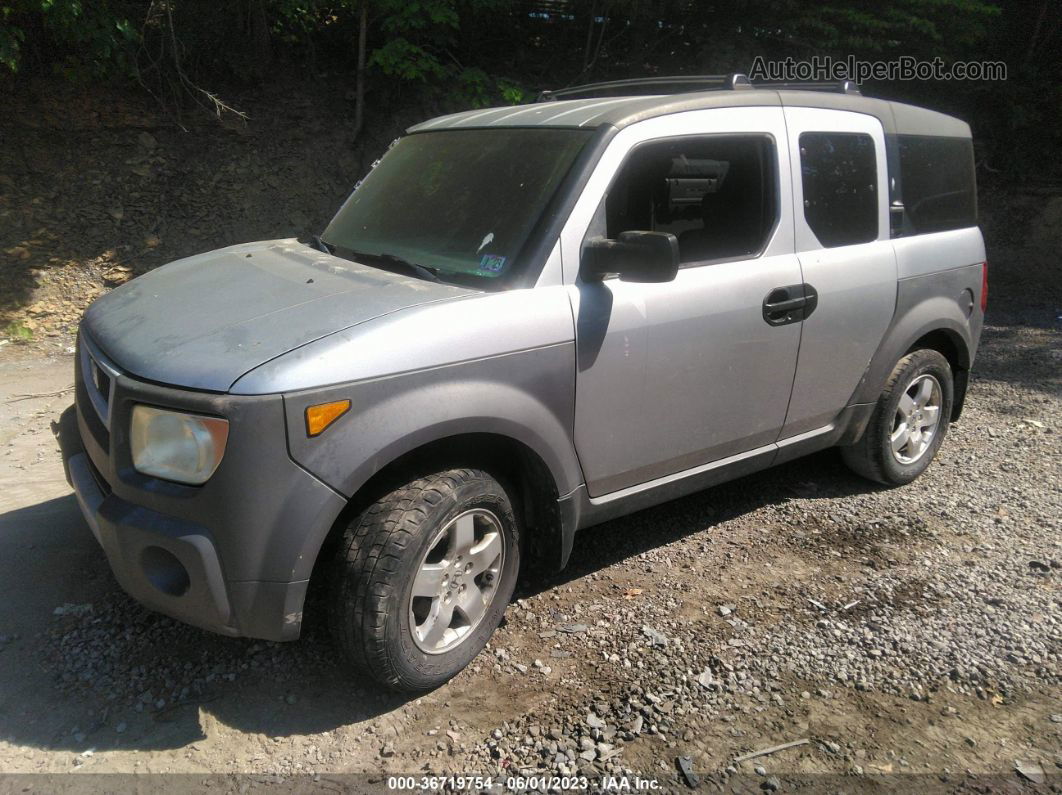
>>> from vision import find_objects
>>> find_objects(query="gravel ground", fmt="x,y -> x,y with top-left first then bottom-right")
1,296 -> 1059,791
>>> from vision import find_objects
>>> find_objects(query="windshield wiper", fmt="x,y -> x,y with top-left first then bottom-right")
311,235 -> 335,255
341,248 -> 443,284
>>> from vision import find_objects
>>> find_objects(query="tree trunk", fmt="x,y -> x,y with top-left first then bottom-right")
248,0 -> 272,76
1024,0 -> 1049,66
582,0 -> 598,72
352,0 -> 368,144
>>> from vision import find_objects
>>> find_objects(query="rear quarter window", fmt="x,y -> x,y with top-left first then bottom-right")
897,135 -> 977,234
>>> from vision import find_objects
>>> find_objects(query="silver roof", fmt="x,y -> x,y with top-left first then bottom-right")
408,90 -> 972,138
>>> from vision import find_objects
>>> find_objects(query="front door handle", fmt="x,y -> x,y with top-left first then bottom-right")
763,283 -> 818,326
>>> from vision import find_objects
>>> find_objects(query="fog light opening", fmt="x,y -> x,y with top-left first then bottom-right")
141,546 -> 191,597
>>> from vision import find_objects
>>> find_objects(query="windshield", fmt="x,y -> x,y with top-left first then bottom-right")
322,128 -> 593,283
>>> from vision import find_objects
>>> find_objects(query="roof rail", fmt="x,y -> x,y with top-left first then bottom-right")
750,80 -> 862,96
537,73 -> 753,102
536,74 -> 863,102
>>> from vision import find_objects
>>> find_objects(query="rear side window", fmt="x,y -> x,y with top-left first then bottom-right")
898,135 -> 977,234
799,132 -> 878,247
603,135 -> 777,264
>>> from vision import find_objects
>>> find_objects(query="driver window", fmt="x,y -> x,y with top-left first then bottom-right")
605,135 -> 777,264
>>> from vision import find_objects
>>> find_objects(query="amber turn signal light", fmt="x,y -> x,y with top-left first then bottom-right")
305,399 -> 351,437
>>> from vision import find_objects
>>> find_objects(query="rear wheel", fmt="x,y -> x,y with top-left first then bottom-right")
328,468 -> 520,691
841,349 -> 953,485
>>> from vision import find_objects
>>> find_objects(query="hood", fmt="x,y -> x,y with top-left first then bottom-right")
83,239 -> 475,392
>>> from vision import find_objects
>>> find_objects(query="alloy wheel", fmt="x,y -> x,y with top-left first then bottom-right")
408,509 -> 505,654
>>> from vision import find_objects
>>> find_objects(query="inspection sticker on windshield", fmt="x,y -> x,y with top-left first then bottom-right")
478,254 -> 506,274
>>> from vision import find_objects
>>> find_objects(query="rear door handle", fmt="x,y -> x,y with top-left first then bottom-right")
763,283 -> 818,326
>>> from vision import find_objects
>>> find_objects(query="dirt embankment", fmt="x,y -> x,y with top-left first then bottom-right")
0,78 -> 435,352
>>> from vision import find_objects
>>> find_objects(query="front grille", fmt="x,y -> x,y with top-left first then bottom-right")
79,333 -> 120,431
91,361 -> 111,400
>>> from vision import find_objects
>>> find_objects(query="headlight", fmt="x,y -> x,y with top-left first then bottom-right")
130,405 -> 229,485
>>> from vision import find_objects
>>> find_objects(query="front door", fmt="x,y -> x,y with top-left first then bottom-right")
563,108 -> 804,497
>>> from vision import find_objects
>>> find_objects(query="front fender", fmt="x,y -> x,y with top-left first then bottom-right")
282,342 -> 583,503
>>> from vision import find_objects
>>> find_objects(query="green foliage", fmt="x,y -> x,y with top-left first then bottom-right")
1,321 -> 33,342
457,68 -> 525,108
778,0 -> 1000,58
370,37 -> 447,81
0,5 -> 25,72
0,0 -> 1053,185
1,0 -> 138,77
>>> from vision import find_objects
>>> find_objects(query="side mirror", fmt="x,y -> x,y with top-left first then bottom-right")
581,230 -> 680,283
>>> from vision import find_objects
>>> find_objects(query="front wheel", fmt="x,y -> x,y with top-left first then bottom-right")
841,349 -> 954,486
328,468 -> 520,691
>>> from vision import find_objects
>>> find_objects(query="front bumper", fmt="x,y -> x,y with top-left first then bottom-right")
59,336 -> 348,641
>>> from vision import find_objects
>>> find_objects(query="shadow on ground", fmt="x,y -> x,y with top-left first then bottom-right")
0,444 -> 876,756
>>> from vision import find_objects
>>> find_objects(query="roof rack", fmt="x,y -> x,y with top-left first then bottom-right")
536,73 -> 861,102
537,74 -> 753,102
750,80 -> 862,96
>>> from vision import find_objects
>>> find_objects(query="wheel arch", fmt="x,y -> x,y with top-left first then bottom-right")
853,292 -> 974,423
904,327 -> 970,421
302,429 -> 572,607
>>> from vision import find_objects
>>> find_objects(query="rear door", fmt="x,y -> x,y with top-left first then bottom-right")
779,107 -> 897,438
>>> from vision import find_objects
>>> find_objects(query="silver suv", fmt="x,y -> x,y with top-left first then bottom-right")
61,75 -> 986,691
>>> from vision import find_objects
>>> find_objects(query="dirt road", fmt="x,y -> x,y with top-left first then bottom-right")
0,294 -> 1059,792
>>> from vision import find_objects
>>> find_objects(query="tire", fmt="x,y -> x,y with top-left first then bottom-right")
841,349 -> 954,486
328,468 -> 520,691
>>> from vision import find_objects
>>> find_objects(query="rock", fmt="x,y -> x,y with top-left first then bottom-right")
754,764 -> 766,776
586,713 -> 605,729
762,777 -> 781,792
115,722 -> 127,734
1014,760 -> 1045,785
380,742 -> 395,758
558,624 -> 588,634
53,603 -> 93,617
676,756 -> 699,788
642,625 -> 669,648
718,605 -> 734,617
